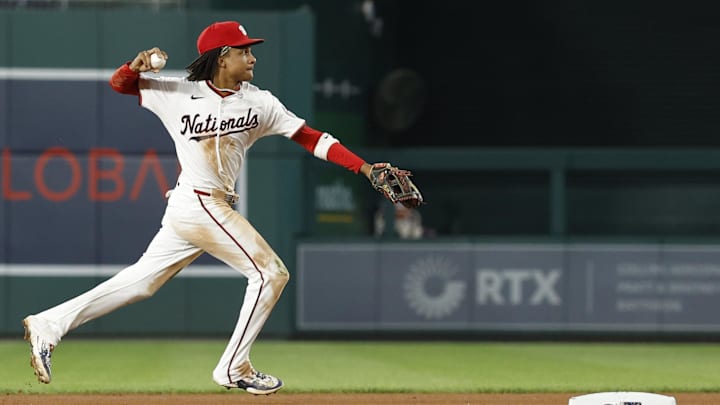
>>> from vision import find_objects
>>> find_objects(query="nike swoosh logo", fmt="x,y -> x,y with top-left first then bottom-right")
191,95 -> 204,100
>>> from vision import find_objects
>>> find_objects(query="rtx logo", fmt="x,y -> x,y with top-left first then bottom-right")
403,256 -> 466,320
476,269 -> 561,306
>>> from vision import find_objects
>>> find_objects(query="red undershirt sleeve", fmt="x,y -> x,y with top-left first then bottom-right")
291,124 -> 322,153
326,143 -> 366,174
109,62 -> 140,96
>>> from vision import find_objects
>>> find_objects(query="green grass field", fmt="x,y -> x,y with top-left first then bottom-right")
1,340 -> 719,394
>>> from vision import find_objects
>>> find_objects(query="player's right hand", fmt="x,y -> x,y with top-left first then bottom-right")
129,47 -> 168,73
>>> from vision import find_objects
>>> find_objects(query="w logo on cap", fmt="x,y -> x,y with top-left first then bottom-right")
196,21 -> 265,55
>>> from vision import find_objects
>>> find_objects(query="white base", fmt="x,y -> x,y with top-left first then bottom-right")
569,391 -> 676,405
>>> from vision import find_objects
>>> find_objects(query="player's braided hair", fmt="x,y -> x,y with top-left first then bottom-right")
186,48 -> 222,81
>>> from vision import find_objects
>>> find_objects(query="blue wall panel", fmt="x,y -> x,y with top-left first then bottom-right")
7,157 -> 95,264
192,251 -> 229,266
0,80 -> 6,147
1,78 -> 6,264
97,156 -> 178,263
99,85 -> 175,154
8,81 -> 99,151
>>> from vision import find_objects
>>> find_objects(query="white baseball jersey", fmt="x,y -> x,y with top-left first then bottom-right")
139,77 -> 305,192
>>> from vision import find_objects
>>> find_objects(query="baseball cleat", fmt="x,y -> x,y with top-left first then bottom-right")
224,371 -> 284,395
22,316 -> 56,384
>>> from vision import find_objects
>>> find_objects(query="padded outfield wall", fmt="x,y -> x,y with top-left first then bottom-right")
0,9 -> 313,336
6,8 -> 720,339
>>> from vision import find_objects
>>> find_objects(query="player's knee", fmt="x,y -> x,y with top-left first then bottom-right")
265,260 -> 289,289
266,267 -> 289,288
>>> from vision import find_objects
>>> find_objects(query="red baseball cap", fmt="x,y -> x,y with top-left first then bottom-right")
196,21 -> 264,55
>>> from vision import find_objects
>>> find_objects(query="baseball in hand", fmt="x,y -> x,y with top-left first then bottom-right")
150,53 -> 166,69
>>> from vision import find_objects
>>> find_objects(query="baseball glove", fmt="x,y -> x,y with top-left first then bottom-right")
368,162 -> 424,208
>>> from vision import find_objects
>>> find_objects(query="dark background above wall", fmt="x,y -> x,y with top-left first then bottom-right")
206,1 -> 720,148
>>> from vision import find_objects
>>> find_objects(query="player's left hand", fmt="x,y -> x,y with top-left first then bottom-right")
129,47 -> 168,73
368,162 -> 425,209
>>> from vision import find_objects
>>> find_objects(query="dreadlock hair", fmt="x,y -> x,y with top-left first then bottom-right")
186,48 -> 222,82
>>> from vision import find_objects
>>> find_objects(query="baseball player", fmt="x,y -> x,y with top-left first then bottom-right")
22,20 -> 379,395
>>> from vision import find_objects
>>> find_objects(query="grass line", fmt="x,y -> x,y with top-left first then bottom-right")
1,340 -> 720,393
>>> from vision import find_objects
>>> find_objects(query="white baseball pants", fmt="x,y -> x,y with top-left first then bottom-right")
31,182 -> 289,385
